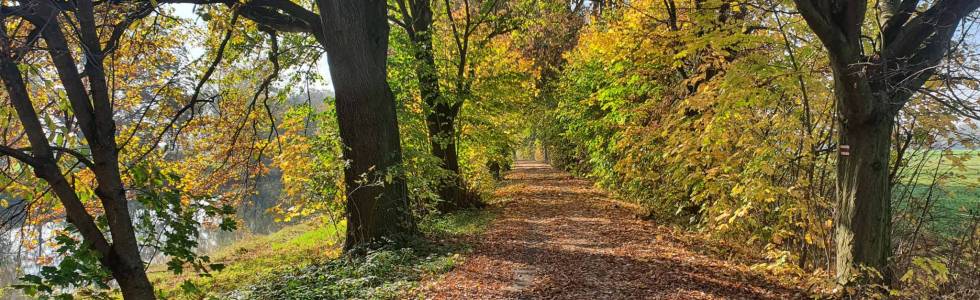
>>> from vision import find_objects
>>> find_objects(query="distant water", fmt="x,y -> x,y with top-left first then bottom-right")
0,167 -> 287,297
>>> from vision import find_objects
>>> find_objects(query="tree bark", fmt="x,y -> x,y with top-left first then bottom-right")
0,3 -> 158,298
316,0 -> 418,251
792,0 -> 980,289
418,39 -> 472,212
395,0 -> 473,212
834,103 -> 894,285
428,101 -> 471,212
111,264 -> 156,300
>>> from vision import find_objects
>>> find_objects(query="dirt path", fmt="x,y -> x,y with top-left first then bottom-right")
421,161 -> 805,299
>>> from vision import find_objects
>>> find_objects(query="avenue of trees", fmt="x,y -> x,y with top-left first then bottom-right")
534,0 -> 979,296
0,0 -> 977,298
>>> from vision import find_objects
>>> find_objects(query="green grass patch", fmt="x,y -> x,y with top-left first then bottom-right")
244,246 -> 461,300
150,219 -> 345,299
895,149 -> 979,233
152,209 -> 495,299
904,150 -> 980,187
419,209 -> 496,238
272,224 -> 339,252
242,209 -> 494,300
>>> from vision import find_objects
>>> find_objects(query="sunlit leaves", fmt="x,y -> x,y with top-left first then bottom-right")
535,0 -> 840,275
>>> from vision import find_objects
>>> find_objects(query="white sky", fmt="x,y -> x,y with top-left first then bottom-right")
169,3 -> 335,92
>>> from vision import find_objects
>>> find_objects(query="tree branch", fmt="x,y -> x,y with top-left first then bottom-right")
884,0 -> 980,60
159,0 -> 327,44
792,0 -> 856,61
0,145 -> 38,168
881,0 -> 921,43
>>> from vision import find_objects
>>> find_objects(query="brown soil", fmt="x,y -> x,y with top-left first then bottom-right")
420,161 -> 808,299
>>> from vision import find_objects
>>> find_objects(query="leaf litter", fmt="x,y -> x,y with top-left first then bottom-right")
419,161 -> 808,299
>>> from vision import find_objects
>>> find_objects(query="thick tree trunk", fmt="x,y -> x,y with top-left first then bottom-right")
317,0 -> 418,251
112,264 -> 156,300
791,0 -> 980,292
834,103 -> 894,286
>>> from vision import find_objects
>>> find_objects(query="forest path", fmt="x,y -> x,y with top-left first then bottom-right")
420,161 -> 804,299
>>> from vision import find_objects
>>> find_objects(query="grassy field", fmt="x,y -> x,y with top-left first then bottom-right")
895,149 -> 980,232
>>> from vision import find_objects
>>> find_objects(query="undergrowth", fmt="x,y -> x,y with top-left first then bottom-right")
245,245 -> 459,299
153,209 -> 494,299
150,220 -> 344,299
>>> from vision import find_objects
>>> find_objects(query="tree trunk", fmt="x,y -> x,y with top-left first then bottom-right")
414,30 -> 468,212
5,3 -> 159,297
791,0 -> 980,291
428,102 -> 470,212
834,104 -> 894,286
111,264 -> 156,300
398,0 -> 473,212
316,0 -> 418,251
97,155 -> 155,300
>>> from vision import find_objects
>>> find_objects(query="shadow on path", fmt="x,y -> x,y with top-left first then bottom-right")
422,161 -> 805,299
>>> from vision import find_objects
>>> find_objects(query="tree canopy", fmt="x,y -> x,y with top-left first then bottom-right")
1,0 -> 978,299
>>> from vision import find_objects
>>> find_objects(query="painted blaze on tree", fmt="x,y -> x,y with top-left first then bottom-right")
792,0 -> 980,288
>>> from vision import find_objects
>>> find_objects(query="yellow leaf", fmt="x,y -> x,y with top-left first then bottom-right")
731,184 -> 744,196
